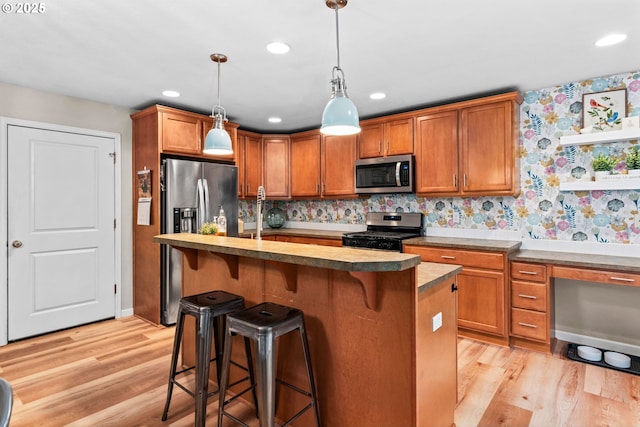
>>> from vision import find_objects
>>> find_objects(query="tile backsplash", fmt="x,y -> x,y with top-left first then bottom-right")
240,69 -> 640,245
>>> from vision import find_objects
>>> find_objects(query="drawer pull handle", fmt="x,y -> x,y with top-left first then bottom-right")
518,270 -> 538,275
610,276 -> 635,283
518,322 -> 538,329
440,255 -> 456,260
518,294 -> 537,300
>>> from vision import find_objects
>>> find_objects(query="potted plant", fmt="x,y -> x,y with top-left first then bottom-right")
626,146 -> 640,176
199,221 -> 218,235
591,154 -> 615,180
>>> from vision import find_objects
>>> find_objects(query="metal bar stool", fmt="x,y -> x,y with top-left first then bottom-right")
162,290 -> 258,427
218,302 -> 321,427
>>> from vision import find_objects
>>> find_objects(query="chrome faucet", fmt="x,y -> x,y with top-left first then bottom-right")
256,186 -> 265,240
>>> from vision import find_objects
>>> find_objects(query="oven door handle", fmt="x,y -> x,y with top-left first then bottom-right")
395,162 -> 401,186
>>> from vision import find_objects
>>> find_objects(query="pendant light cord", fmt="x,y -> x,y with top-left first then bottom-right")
334,2 -> 341,70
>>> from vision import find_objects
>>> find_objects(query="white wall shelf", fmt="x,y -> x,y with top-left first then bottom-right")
559,180 -> 640,192
559,128 -> 640,146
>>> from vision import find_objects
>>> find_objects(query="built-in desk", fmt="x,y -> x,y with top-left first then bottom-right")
510,250 -> 639,353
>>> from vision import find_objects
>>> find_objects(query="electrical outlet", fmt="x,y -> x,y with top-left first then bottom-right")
432,312 -> 443,332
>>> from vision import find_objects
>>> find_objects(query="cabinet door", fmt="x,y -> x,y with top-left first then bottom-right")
290,134 -> 321,197
457,267 -> 506,337
244,134 -> 263,198
161,111 -> 202,155
358,122 -> 383,158
415,111 -> 459,195
322,134 -> 357,197
263,136 -> 290,198
236,133 -> 245,197
460,101 -> 515,194
385,118 -> 414,156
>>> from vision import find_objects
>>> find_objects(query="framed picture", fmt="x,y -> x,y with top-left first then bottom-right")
583,89 -> 626,132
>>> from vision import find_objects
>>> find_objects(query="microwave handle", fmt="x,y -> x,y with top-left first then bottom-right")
395,162 -> 401,186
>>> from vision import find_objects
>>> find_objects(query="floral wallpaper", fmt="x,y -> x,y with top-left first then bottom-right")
240,69 -> 640,245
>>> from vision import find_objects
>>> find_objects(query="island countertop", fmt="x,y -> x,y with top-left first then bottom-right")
153,233 -> 422,272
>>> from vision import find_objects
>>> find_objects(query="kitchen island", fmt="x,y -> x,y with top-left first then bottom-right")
153,233 -> 461,427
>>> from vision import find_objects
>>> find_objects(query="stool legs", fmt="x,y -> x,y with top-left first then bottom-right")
161,310 -> 186,421
254,332 -> 277,427
195,310 -> 214,427
299,319 -> 321,427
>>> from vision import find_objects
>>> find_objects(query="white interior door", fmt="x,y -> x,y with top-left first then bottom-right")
7,124 -> 116,341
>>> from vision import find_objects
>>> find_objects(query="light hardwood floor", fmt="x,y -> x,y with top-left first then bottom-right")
0,316 -> 638,426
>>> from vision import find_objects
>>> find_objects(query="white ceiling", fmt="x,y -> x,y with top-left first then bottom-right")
1,0 -> 638,133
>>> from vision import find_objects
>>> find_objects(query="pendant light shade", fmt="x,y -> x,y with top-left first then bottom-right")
203,53 -> 233,155
321,0 -> 360,136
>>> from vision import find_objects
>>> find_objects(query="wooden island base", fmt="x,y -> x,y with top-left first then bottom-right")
154,234 -> 461,427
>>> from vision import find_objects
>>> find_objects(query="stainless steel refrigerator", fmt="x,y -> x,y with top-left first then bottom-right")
160,157 -> 238,325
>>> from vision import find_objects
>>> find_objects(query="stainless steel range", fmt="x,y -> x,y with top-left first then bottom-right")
342,212 -> 423,252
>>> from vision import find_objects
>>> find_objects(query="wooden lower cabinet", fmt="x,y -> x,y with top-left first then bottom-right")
457,267 -> 505,337
510,261 -> 555,353
404,244 -> 510,346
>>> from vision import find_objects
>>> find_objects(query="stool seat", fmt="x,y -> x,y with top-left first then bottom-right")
226,302 -> 305,339
161,290 -> 257,427
218,302 -> 321,427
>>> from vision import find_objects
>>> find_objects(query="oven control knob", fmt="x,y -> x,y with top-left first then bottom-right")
379,241 -> 393,251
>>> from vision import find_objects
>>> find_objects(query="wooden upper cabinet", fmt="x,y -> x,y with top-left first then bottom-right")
243,132 -> 263,198
358,116 -> 413,159
290,133 -> 321,197
133,105 -> 238,161
237,130 -> 262,198
415,111 -> 459,194
289,131 -> 358,199
322,134 -> 357,197
263,135 -> 290,199
460,100 -> 517,195
161,110 -> 203,155
414,92 -> 522,197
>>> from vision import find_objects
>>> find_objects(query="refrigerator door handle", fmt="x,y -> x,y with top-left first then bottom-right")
196,178 -> 205,231
203,178 -> 210,224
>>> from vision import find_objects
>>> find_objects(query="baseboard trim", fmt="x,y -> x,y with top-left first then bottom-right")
556,330 -> 640,357
118,308 -> 134,318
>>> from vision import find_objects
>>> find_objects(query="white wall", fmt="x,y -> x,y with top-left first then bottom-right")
0,82 -> 135,311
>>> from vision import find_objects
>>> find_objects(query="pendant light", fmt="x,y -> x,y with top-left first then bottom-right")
320,0 -> 361,136
203,53 -> 233,155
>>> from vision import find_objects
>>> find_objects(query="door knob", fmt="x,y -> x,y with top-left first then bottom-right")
12,240 -> 23,248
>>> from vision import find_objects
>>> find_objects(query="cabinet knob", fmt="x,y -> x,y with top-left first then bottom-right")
451,283 -> 458,292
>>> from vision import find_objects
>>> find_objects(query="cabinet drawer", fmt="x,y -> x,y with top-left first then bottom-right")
552,266 -> 640,287
511,308 -> 547,341
511,281 -> 546,311
511,262 -> 547,283
404,246 -> 504,270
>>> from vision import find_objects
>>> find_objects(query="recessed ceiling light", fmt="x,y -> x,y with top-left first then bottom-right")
266,41 -> 291,54
162,90 -> 180,98
595,33 -> 627,47
370,92 -> 386,100
268,117 -> 282,123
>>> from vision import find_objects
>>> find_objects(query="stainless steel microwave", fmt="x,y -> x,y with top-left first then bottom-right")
354,154 -> 414,194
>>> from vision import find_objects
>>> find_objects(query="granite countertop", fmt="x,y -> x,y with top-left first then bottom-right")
417,262 -> 462,293
238,228 -> 345,240
404,236 -> 522,253
511,249 -> 640,273
154,233 -> 421,272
